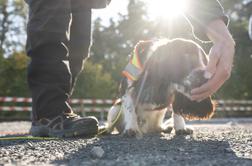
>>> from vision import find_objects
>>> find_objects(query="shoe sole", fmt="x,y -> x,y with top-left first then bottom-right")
49,124 -> 98,138
30,126 -> 49,137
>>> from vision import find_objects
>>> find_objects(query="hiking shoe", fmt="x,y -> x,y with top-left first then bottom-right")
30,113 -> 98,138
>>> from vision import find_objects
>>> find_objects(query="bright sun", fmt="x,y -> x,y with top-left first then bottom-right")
146,0 -> 188,20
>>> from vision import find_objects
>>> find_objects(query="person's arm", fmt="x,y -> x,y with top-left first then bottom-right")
184,0 -> 235,101
191,19 -> 235,101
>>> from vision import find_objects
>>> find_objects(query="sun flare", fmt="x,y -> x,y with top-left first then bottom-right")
146,0 -> 188,20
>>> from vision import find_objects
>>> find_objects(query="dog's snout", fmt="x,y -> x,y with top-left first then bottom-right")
185,69 -> 209,89
183,80 -> 192,92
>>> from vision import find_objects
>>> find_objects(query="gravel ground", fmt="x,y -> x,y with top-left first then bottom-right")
0,119 -> 252,166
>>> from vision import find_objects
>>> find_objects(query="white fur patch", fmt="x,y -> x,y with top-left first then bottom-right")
121,94 -> 139,132
172,112 -> 186,131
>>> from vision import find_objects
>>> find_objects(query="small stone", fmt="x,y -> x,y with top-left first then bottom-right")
178,148 -> 185,152
1,150 -> 9,156
27,142 -> 35,150
17,155 -> 23,159
244,153 -> 252,157
224,148 -> 233,153
55,152 -> 64,159
90,146 -> 104,159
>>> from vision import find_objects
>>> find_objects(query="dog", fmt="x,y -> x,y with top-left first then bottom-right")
107,38 -> 215,138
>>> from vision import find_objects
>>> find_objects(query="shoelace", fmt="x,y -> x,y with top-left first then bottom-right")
64,113 -> 79,119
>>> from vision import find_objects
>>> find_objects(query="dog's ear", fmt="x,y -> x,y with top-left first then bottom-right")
173,92 -> 215,120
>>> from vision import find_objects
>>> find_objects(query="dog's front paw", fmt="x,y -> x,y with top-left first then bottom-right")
175,127 -> 193,135
123,129 -> 142,138
162,126 -> 173,133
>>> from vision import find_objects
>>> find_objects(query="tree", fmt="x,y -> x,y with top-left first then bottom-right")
90,0 -> 154,82
0,0 -> 27,55
72,61 -> 117,99
0,0 -> 252,100
89,0 -> 252,100
0,51 -> 30,96
214,0 -> 252,99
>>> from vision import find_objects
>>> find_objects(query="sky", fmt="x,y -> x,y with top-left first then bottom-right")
91,0 -> 190,25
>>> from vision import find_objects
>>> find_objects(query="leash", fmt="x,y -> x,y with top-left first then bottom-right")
0,73 -> 148,140
96,105 -> 122,136
97,71 -> 148,136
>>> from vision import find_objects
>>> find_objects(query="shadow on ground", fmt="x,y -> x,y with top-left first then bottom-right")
52,133 -> 252,166
1,121 -> 252,166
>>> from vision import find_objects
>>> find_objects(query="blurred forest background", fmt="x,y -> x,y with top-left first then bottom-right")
0,0 -> 252,100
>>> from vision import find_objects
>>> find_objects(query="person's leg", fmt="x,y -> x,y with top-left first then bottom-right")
26,0 -> 73,121
26,0 -> 98,137
68,2 -> 92,94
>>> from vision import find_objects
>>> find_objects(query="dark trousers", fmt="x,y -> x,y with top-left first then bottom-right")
26,0 -> 91,121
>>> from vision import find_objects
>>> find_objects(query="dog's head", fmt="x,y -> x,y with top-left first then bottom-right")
172,69 -> 215,120
132,38 -> 215,120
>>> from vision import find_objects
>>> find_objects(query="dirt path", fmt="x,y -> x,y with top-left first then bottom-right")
0,119 -> 252,166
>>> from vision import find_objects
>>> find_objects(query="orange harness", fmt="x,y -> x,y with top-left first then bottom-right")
122,41 -> 153,81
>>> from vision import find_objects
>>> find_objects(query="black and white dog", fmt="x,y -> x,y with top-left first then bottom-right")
107,38 -> 215,137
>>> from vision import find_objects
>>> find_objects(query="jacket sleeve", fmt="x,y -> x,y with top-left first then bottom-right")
185,0 -> 229,42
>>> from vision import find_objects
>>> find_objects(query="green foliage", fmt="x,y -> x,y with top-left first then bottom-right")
72,61 -> 117,99
90,0 -> 154,82
0,0 -> 252,100
213,0 -> 252,99
0,51 -> 30,96
90,0 -> 252,100
0,0 -> 27,54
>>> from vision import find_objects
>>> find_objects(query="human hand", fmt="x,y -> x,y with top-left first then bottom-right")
191,20 -> 235,101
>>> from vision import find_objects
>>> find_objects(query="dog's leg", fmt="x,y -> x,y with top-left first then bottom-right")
172,112 -> 193,135
161,118 -> 173,134
121,93 -> 142,138
138,107 -> 167,134
160,106 -> 173,133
